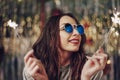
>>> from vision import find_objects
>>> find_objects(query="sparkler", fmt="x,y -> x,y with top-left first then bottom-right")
98,29 -> 111,49
93,9 -> 120,80
111,8 -> 120,25
110,8 -> 120,48
7,19 -> 20,38
99,9 -> 120,49
7,20 -> 18,29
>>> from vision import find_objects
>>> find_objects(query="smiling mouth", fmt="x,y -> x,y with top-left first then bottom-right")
69,39 -> 80,44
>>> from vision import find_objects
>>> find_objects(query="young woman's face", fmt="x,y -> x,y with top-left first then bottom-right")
59,16 -> 82,52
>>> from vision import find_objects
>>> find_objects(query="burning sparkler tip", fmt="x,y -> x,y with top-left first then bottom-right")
7,19 -> 18,29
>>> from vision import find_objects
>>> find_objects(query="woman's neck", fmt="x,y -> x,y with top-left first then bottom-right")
59,51 -> 72,66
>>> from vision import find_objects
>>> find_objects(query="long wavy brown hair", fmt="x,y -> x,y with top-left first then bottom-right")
32,13 -> 87,80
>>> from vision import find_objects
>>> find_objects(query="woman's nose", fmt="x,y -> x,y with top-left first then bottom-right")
72,29 -> 79,35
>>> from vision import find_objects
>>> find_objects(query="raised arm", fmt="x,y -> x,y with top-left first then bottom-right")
23,50 -> 48,80
81,48 -> 108,80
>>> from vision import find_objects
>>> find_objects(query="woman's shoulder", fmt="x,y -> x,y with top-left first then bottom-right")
91,70 -> 103,80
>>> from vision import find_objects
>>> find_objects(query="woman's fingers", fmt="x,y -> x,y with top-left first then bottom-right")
25,57 -> 34,67
24,49 -> 35,64
31,65 -> 40,76
96,48 -> 104,54
28,61 -> 37,71
24,50 -> 48,80
94,52 -> 107,67
87,56 -> 100,68
82,48 -> 108,79
87,48 -> 108,70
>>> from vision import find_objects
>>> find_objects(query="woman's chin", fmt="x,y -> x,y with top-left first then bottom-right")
70,48 -> 79,52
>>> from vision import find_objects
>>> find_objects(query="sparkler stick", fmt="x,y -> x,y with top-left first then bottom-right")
99,8 -> 120,49
98,29 -> 111,49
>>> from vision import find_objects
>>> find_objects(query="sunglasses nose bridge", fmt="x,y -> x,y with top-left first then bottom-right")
73,27 -> 80,34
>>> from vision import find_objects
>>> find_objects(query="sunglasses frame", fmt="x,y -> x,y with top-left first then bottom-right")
60,23 -> 84,35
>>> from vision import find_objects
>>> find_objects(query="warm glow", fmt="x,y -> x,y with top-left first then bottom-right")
107,59 -> 111,64
115,31 -> 119,36
18,0 -> 22,2
110,27 -> 115,32
54,0 -> 61,6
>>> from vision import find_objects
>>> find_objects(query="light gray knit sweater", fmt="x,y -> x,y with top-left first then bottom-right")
23,65 -> 103,80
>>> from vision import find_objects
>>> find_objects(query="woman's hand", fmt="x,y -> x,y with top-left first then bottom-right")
81,48 -> 108,80
24,50 -> 48,80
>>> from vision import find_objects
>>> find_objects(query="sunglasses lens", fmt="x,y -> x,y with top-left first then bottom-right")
77,25 -> 84,34
65,24 -> 73,33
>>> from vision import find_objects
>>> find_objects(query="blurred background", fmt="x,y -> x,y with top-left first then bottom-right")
0,0 -> 120,80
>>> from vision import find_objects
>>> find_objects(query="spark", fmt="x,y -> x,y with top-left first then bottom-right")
7,19 -> 21,38
111,10 -> 120,25
7,19 -> 18,29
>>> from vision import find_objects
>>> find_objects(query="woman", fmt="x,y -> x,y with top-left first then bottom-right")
23,13 -> 107,80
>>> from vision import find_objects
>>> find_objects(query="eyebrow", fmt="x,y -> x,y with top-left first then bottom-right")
60,23 -> 68,26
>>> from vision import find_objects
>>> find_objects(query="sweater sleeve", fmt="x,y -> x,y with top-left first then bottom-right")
23,68 -> 34,80
91,70 -> 103,80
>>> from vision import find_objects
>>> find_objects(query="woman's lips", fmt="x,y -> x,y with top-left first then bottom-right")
69,39 -> 79,44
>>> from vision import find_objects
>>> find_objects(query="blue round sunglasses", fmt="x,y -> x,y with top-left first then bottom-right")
60,23 -> 84,35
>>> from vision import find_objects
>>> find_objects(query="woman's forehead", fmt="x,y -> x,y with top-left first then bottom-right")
59,16 -> 76,25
